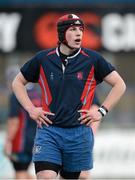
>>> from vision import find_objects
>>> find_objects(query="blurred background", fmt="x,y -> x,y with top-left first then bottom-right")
0,0 -> 135,179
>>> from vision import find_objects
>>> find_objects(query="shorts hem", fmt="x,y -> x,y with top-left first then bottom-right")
33,159 -> 62,166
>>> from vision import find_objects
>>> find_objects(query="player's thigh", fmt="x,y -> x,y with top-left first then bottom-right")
37,170 -> 58,179
62,126 -> 94,172
33,126 -> 62,166
79,170 -> 91,179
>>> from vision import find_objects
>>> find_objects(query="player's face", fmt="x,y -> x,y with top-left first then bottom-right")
65,26 -> 84,49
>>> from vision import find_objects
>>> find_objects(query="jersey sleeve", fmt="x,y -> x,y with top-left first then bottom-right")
20,55 -> 40,82
94,53 -> 115,84
8,94 -> 21,118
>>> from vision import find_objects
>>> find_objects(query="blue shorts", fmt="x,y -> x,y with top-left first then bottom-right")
33,125 -> 94,172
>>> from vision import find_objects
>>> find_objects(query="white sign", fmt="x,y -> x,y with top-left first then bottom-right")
92,130 -> 135,178
102,13 -> 135,52
0,13 -> 21,52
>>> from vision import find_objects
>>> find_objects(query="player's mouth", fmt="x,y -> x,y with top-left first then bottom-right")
75,39 -> 81,42
74,39 -> 81,44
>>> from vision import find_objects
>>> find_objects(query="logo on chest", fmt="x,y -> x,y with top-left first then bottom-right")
50,72 -> 54,80
76,72 -> 83,80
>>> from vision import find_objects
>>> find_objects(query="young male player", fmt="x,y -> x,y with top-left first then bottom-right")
12,14 -> 126,179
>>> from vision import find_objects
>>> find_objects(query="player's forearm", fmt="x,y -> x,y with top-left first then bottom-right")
12,75 -> 35,112
102,78 -> 126,111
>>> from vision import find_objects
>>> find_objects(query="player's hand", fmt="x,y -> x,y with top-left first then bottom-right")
28,107 -> 55,128
78,105 -> 102,126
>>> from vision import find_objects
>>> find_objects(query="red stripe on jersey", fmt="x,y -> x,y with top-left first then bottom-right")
38,78 -> 50,111
80,50 -> 89,57
12,112 -> 25,152
47,50 -> 56,56
38,66 -> 52,111
81,66 -> 96,110
82,79 -> 96,110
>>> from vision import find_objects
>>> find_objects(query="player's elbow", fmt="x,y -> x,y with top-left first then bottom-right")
12,75 -> 18,92
12,72 -> 28,92
117,78 -> 126,96
12,73 -> 22,90
122,80 -> 126,95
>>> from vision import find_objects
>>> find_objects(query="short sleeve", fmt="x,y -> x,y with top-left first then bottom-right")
20,55 -> 40,82
8,94 -> 21,118
94,53 -> 115,84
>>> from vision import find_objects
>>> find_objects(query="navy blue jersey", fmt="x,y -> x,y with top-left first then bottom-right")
9,88 -> 41,153
21,47 -> 115,127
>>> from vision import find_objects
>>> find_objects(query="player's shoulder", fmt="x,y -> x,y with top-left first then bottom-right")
82,48 -> 102,59
35,48 -> 56,59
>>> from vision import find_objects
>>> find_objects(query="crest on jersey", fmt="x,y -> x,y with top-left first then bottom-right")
50,72 -> 54,80
77,72 -> 83,80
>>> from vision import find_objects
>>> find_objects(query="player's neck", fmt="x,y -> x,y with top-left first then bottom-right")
59,43 -> 78,56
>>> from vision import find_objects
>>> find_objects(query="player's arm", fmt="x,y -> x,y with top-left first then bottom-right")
12,72 -> 54,127
89,93 -> 101,134
12,72 -> 35,113
89,104 -> 100,135
101,70 -> 126,111
78,70 -> 126,126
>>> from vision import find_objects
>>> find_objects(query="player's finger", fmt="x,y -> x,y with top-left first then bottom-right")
44,115 -> 53,124
86,119 -> 100,126
78,109 -> 89,113
37,120 -> 43,128
92,119 -> 101,122
38,116 -> 46,124
39,114 -> 53,124
86,120 -> 93,126
38,117 -> 49,127
80,117 -> 91,124
43,111 -> 55,116
78,114 -> 89,121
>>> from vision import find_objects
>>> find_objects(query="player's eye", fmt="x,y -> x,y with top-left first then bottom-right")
79,27 -> 84,32
70,27 -> 76,31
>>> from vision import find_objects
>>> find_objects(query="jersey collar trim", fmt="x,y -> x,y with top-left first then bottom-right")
56,47 -> 81,59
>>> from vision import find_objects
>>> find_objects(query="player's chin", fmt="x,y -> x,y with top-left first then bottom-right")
72,43 -> 81,49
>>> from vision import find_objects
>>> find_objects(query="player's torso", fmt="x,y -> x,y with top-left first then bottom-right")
38,48 -> 97,127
